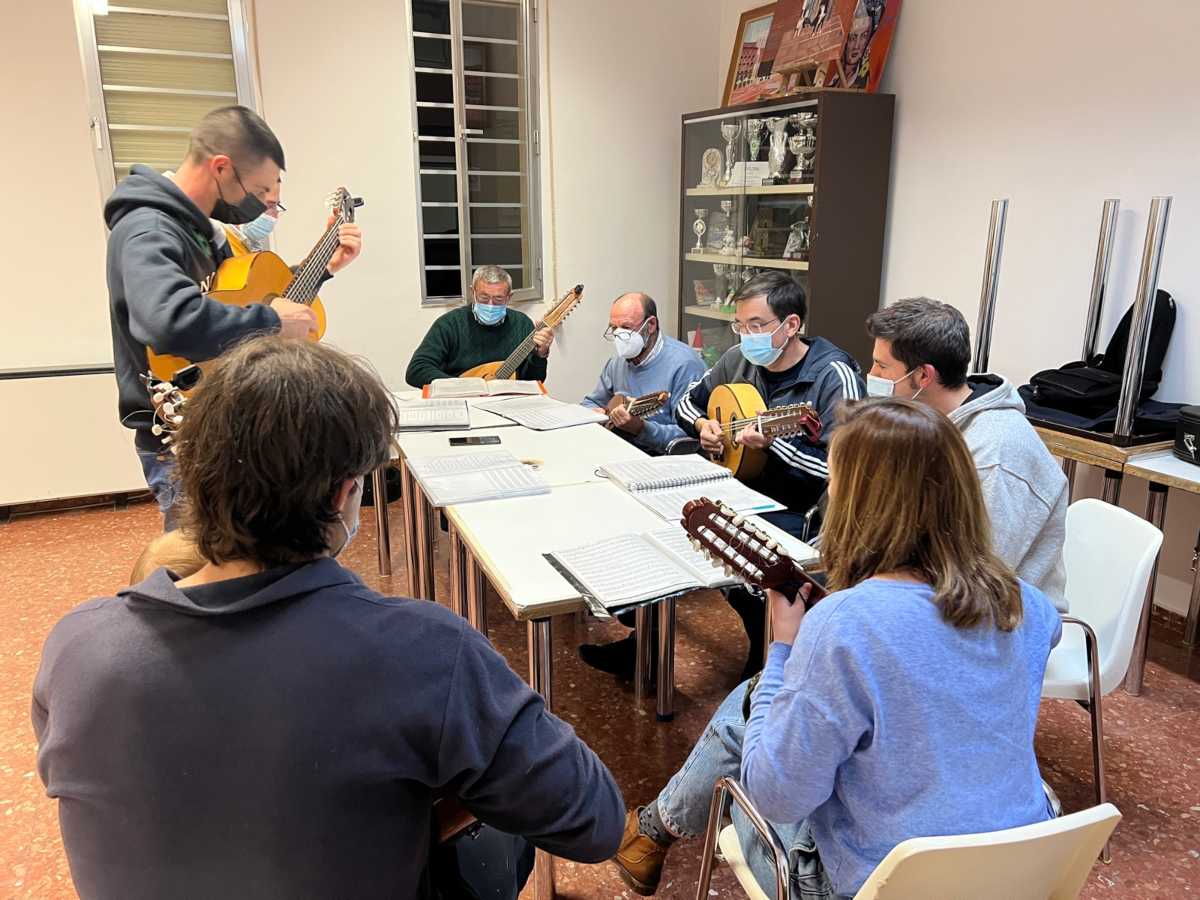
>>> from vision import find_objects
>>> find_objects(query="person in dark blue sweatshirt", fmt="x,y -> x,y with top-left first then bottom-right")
613,399 -> 1062,898
33,335 -> 624,900
105,105 -> 362,529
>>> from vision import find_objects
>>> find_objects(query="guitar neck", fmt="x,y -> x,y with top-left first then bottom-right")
282,214 -> 344,304
495,329 -> 538,380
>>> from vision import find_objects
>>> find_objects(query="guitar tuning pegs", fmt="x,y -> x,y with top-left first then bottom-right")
151,424 -> 163,436
732,514 -> 745,526
766,540 -> 778,551
161,402 -> 174,416
170,415 -> 183,425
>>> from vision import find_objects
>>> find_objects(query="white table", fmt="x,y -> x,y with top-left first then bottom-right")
1123,450 -> 1200,691
391,422 -> 648,597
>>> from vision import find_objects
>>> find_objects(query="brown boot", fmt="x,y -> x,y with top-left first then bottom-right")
612,808 -> 668,896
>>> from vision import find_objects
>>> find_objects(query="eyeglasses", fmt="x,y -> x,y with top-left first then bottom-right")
602,319 -> 651,341
729,317 -> 780,336
472,292 -> 511,305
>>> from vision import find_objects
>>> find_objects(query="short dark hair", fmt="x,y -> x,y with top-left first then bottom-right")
188,105 -> 285,170
866,297 -> 971,389
733,271 -> 807,324
174,336 -> 397,567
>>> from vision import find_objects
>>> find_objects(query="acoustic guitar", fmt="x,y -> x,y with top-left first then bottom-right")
681,497 -> 826,607
705,383 -> 822,480
460,283 -> 584,380
145,188 -> 363,384
604,389 -> 670,430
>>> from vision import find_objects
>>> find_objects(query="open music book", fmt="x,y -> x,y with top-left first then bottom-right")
547,519 -> 820,610
394,398 -> 471,431
426,378 -> 545,399
475,395 -> 609,431
547,527 -> 736,609
405,449 -> 549,506
597,456 -> 784,521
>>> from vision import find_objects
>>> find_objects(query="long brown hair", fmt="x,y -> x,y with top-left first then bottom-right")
174,336 -> 398,567
821,398 -> 1022,630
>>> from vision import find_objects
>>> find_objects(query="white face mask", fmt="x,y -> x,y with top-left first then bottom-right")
867,369 -> 923,400
612,320 -> 651,360
332,479 -> 362,558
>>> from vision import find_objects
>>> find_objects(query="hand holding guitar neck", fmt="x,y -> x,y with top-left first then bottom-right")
605,390 -> 669,434
680,497 -> 826,608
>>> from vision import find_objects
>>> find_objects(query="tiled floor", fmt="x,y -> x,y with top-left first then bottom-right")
1,500 -> 1198,898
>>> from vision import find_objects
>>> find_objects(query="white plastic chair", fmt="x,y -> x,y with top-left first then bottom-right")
1041,498 -> 1162,861
695,777 -> 1121,900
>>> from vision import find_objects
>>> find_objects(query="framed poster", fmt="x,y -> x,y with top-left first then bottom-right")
750,0 -> 901,99
723,4 -> 777,107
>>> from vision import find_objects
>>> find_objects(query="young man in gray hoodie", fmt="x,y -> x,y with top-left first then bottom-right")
865,297 -> 1069,610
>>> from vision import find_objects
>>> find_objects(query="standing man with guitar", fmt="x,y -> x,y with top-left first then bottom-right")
105,105 -> 362,529
582,292 -> 705,452
405,265 -> 553,387
676,271 -> 863,678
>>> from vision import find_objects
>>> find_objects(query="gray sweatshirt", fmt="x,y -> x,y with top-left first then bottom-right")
949,376 -> 1069,610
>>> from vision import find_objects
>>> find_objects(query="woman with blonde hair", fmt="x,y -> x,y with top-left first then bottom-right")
613,398 -> 1062,898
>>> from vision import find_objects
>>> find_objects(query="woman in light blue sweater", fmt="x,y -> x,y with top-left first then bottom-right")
613,398 -> 1062,898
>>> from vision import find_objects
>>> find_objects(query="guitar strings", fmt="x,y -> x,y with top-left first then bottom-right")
283,208 -> 347,303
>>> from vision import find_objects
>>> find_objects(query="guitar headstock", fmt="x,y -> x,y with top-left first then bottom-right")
681,497 -> 826,603
325,187 -> 364,223
543,283 -> 584,328
761,402 -> 822,442
629,390 -> 670,416
142,375 -> 189,453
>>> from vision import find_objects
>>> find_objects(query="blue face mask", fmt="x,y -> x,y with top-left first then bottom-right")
473,302 -> 508,326
239,211 -> 278,247
739,321 -> 786,367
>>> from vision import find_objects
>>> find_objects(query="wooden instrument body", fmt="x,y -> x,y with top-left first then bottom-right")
460,360 -> 512,380
604,390 -> 670,430
708,382 -> 770,479
146,250 -> 327,382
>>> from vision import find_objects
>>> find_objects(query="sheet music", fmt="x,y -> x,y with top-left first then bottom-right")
394,399 -> 471,431
407,450 -> 548,505
428,378 -> 489,398
632,479 -> 784,521
599,456 -> 729,492
476,395 -> 608,431
644,525 -> 734,589
486,380 -> 543,396
406,449 -> 515,479
548,534 -> 700,608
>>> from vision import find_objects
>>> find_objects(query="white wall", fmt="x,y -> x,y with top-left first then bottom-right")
253,0 -> 724,405
719,0 -> 1200,616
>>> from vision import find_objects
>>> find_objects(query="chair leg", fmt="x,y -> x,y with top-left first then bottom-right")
1076,616 -> 1110,864
693,780 -> 730,900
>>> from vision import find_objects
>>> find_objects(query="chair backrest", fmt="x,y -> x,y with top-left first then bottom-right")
854,804 -> 1121,900
1062,498 -> 1163,694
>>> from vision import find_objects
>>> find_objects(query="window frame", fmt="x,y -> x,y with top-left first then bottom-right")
406,0 -> 543,307
71,0 -> 262,201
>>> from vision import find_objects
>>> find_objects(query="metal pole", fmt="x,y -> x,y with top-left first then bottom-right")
972,199 -> 1009,374
656,597 -> 676,722
1082,200 -> 1120,360
634,605 -> 653,704
1114,197 -> 1171,442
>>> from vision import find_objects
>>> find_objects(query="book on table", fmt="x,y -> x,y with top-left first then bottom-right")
474,395 -> 609,431
394,398 -> 471,431
425,378 -> 545,399
596,456 -> 784,521
405,449 -> 549,506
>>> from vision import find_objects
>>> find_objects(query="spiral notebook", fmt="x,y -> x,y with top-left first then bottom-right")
597,457 -> 784,521
405,449 -> 549,506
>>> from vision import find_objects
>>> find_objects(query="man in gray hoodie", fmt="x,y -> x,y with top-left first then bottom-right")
865,297 -> 1068,610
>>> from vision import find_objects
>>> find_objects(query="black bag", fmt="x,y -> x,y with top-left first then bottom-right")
1028,291 -> 1176,416
1176,406 -> 1200,466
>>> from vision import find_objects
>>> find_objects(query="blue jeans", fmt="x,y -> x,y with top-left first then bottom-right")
653,681 -> 843,900
136,449 -> 180,532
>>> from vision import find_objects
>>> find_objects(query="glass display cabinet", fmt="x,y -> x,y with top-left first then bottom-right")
678,90 -> 894,370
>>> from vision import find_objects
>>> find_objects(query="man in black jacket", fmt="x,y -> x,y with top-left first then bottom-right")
33,336 -> 624,900
105,105 -> 362,529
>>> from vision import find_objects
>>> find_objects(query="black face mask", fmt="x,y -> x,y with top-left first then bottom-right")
211,166 -> 268,224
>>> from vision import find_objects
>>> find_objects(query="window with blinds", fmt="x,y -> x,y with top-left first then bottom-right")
408,0 -> 543,305
73,0 -> 256,192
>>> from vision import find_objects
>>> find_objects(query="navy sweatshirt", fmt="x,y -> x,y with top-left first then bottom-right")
104,165 -> 281,450
32,559 -> 624,899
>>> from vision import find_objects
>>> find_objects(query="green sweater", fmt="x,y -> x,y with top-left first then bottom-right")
405,306 -> 548,388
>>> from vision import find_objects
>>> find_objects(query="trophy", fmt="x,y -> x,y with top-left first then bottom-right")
700,148 -> 722,188
719,120 -> 742,186
712,263 -> 728,308
719,199 -> 736,255
692,208 -> 708,253
745,118 -> 764,162
787,135 -> 806,184
782,218 -> 811,261
764,117 -> 789,185
796,113 -> 817,183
